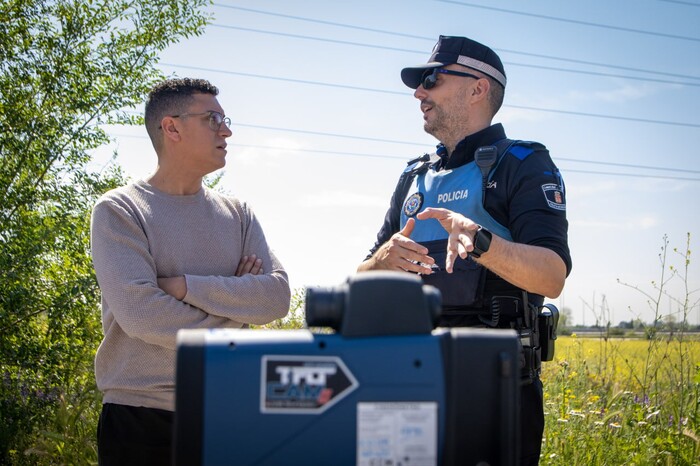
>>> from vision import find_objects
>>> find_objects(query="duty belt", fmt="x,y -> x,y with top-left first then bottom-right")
482,293 -> 542,384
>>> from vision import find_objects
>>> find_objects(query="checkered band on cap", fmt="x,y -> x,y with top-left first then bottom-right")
428,52 -> 507,88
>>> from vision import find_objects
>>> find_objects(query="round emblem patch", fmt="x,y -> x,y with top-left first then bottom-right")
403,192 -> 424,217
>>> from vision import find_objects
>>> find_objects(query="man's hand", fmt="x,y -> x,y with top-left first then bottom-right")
357,218 -> 434,274
235,254 -> 263,276
158,255 -> 263,301
416,207 -> 480,273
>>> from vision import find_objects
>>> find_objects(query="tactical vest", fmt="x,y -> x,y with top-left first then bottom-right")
397,140 -> 558,381
398,139 -> 521,310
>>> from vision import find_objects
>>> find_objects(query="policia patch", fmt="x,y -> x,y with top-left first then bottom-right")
403,192 -> 424,217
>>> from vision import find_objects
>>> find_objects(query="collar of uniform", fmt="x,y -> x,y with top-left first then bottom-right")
444,123 -> 507,170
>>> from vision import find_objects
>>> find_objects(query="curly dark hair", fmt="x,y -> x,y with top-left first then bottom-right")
145,78 -> 219,149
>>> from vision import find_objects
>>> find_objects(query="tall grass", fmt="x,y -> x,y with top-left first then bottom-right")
540,336 -> 699,465
541,234 -> 699,465
11,236 -> 697,465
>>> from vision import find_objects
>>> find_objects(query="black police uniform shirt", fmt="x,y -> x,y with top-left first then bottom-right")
365,123 -> 572,327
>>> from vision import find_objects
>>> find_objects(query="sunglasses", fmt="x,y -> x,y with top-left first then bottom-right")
421,68 -> 481,89
170,111 -> 232,131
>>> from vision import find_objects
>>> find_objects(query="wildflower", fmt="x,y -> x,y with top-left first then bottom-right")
557,418 -> 569,423
637,421 -> 648,427
645,410 -> 660,421
609,422 -> 622,429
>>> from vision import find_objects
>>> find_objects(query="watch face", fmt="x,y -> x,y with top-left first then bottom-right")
473,227 -> 492,257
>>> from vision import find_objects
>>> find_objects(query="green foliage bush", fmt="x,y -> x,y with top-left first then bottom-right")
0,1 -> 210,463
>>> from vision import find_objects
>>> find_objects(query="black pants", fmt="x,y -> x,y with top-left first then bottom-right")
98,403 -> 173,466
520,377 -> 545,465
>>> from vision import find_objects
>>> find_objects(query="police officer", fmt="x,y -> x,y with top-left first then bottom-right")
358,36 -> 571,465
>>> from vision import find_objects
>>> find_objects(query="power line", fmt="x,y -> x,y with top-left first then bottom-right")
209,25 -> 423,55
212,4 -> 428,41
107,133 -> 700,181
211,4 -> 700,82
161,63 -> 700,129
658,0 -> 700,7
208,24 -> 700,88
558,157 -> 700,174
495,49 -> 700,83
234,123 -> 424,146
505,104 -> 700,128
436,0 -> 700,43
506,61 -> 700,88
161,64 -> 405,95
561,168 -> 700,182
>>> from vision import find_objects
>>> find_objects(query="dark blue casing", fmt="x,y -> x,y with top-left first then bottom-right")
174,327 -> 520,466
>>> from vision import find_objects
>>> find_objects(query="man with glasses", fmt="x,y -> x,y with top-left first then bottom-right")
90,78 -> 291,465
358,36 -> 571,465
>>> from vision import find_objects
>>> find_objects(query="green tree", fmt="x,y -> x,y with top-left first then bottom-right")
0,1 -> 210,463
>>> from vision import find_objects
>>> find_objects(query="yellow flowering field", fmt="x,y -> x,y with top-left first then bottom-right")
539,334 -> 700,465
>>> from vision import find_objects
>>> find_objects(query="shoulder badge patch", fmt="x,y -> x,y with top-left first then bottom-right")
403,192 -> 424,217
541,183 -> 566,211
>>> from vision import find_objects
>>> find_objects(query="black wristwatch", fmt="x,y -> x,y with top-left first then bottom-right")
471,225 -> 492,258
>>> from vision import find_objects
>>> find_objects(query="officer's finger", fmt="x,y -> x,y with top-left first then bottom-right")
398,256 -> 434,275
416,207 -> 449,220
445,248 -> 456,273
396,237 -> 431,259
457,233 -> 470,258
399,244 -> 435,269
399,217 -> 416,237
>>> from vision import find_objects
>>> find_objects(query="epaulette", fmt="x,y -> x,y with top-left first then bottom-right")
504,140 -> 547,161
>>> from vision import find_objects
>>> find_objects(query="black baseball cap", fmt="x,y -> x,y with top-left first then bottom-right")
401,35 -> 507,89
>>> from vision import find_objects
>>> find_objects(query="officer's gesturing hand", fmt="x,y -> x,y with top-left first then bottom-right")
358,218 -> 435,274
418,207 -> 567,298
416,207 -> 479,273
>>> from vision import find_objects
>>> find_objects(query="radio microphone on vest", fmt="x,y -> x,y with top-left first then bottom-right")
474,145 -> 498,203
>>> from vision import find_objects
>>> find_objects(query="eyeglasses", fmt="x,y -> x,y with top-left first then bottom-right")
171,111 -> 231,131
421,68 -> 481,89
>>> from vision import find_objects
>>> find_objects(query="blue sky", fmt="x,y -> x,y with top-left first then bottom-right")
94,0 -> 700,326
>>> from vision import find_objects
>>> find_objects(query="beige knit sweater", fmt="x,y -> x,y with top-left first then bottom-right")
90,180 -> 290,411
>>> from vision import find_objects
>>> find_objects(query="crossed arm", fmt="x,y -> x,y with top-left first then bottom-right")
91,198 -> 290,350
157,254 -> 264,300
357,207 -> 566,299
